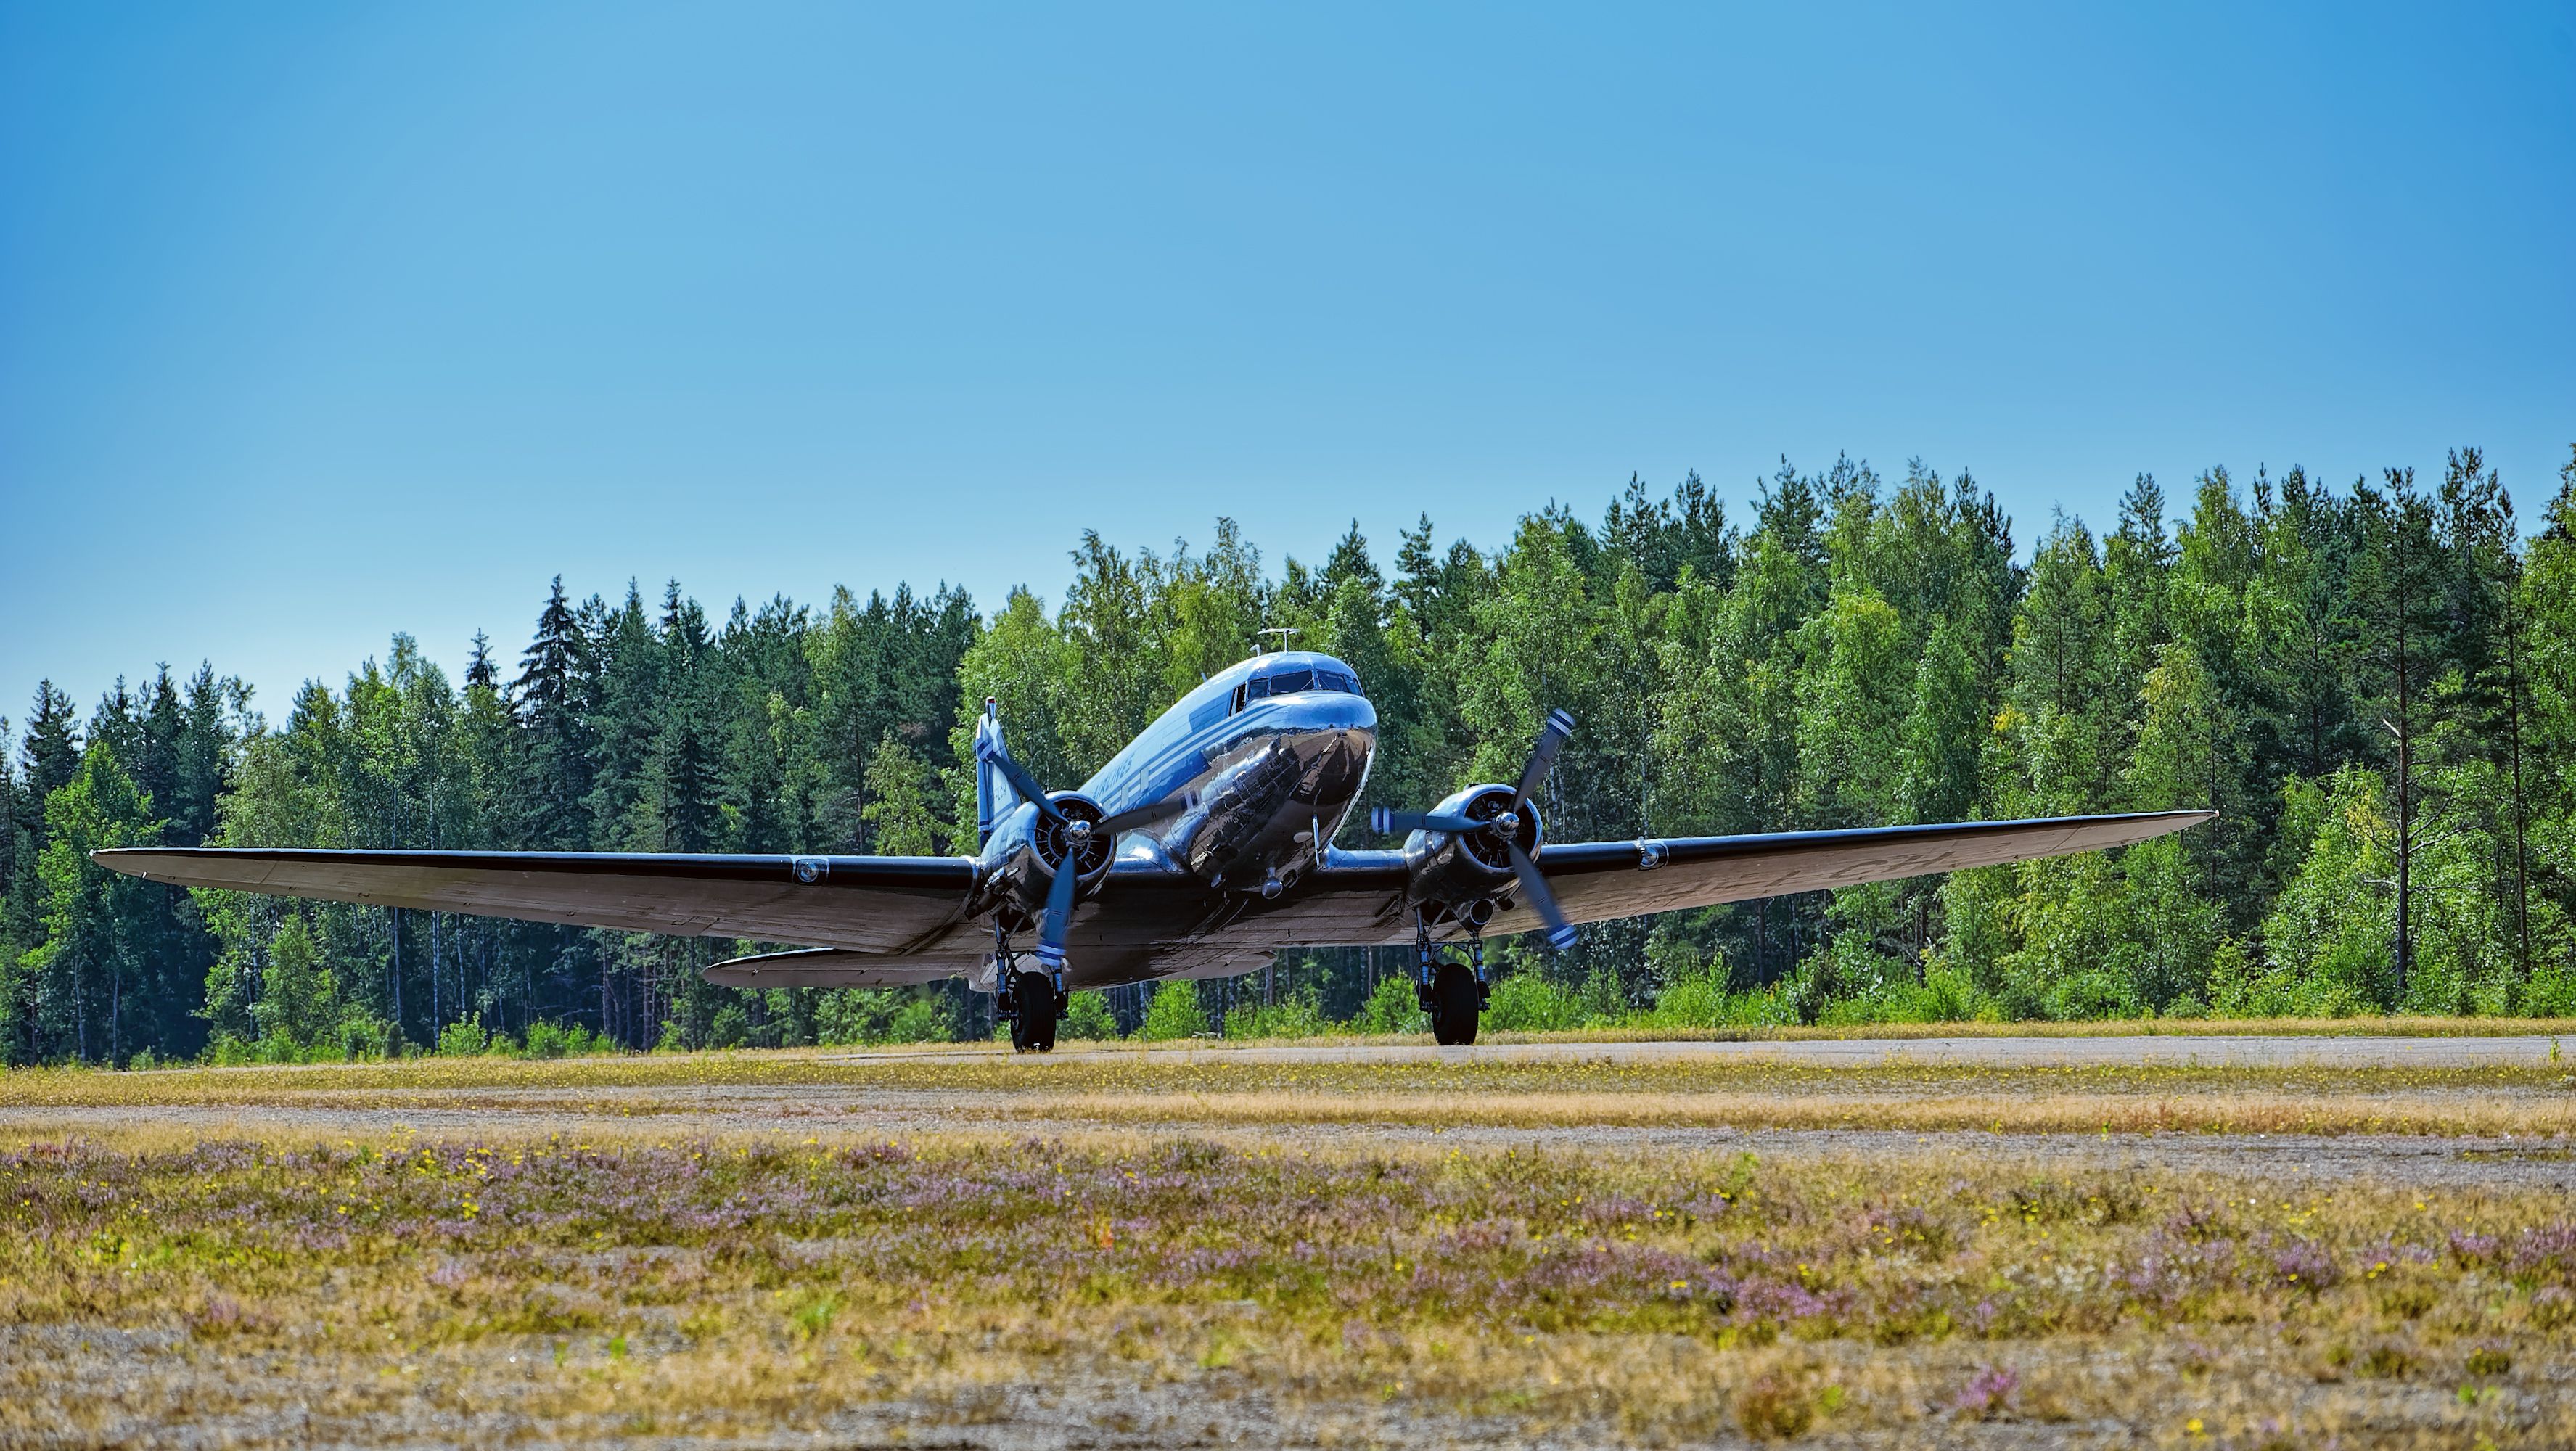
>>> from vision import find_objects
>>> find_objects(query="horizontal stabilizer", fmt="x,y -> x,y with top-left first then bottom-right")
702,947 -> 990,988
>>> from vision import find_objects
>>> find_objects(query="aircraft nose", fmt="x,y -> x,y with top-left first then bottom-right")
1299,689 -> 1376,734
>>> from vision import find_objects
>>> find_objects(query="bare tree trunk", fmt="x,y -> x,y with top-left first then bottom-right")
390,906 -> 403,1039
2393,622 -> 2413,1004
1755,898 -> 1769,987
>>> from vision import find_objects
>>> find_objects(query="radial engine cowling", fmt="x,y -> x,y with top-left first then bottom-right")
1398,784 -> 1542,917
988,792 -> 1117,921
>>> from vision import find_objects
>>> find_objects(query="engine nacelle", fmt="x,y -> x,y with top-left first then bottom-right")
977,791 -> 1117,925
1399,784 -> 1542,916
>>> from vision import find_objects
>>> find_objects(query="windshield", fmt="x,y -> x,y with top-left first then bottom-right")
1238,665 -> 1361,707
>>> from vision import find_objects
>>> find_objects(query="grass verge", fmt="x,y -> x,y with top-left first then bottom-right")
3,1125 -> 2569,1447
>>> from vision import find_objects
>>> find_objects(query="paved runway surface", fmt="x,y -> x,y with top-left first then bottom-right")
825,1032 -> 2569,1068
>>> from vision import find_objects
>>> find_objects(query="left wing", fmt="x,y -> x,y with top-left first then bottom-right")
1221,810 -> 2215,948
91,848 -> 979,953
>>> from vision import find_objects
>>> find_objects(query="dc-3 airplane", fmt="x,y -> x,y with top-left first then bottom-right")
97,649 -> 2210,1050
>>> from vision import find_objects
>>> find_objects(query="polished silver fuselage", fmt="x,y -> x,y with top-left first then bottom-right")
968,651 -> 1378,985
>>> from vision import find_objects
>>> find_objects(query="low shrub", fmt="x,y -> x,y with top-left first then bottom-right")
1353,974 -> 1426,1035
435,1016 -> 491,1057
1139,979 -> 1207,1040
1059,990 -> 1122,1040
1484,972 -> 1586,1032
1644,968 -> 1800,1029
1223,987 -> 1329,1040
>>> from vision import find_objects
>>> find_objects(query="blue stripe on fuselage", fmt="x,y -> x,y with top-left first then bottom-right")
1080,653 -> 1376,870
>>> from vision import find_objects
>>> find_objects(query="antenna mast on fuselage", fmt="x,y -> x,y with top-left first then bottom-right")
1252,627 -> 1300,658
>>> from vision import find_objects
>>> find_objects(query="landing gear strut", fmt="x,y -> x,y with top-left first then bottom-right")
995,926 -> 1067,1053
1414,914 -> 1490,1047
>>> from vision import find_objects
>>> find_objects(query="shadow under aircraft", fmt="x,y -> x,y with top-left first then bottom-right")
99,649 -> 2209,1049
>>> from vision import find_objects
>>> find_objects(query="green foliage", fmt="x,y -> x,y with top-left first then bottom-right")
1058,990 -> 1122,1040
1639,965 -> 1802,1029
1354,974 -> 1426,1035
858,737 -> 948,855
1222,987 -> 1329,1040
520,1019 -> 609,1059
435,1015 -> 491,1056
1139,980 -> 1206,1040
814,987 -> 951,1045
11,451 -> 2576,1062
1483,971 -> 1586,1032
253,915 -> 340,1051
2239,767 -> 2396,1016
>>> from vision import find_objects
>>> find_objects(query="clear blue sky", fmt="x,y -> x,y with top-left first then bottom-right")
4,3 -> 2570,720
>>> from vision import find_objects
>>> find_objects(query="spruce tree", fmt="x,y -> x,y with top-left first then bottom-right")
512,577 -> 595,851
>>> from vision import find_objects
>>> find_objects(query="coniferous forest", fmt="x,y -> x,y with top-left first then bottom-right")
8,448 -> 2576,1064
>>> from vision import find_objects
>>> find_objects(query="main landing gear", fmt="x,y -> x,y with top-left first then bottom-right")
1413,916 -> 1491,1047
994,929 -> 1067,1053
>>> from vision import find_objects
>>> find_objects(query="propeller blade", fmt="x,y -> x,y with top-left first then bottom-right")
1033,842 -> 1080,971
1371,807 -> 1486,836
1096,792 -> 1194,837
1506,841 -> 1578,952
977,735 -> 1062,822
1511,708 -> 1576,815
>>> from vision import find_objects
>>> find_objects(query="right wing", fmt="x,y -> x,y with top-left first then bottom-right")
91,848 -> 979,953
1520,810 -> 2215,930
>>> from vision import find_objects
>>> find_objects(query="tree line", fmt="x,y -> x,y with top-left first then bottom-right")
7,445 -> 2576,1064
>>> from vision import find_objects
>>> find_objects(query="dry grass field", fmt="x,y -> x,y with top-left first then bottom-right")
5,1041 -> 2573,1447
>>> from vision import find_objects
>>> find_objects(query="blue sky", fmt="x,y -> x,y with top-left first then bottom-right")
4,3 -> 2571,718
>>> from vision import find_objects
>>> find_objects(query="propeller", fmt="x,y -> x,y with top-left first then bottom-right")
1370,708 -> 1578,951
975,717 -> 1191,972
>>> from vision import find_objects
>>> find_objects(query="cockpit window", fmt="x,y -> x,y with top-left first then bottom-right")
1235,665 -> 1361,711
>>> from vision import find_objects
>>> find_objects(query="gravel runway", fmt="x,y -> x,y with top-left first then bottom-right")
815,1032 -> 2575,1069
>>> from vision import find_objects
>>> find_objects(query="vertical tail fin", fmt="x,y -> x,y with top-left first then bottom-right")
973,699 -> 1016,847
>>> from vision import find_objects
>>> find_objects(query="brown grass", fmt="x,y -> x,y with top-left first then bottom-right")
3,1119 -> 2572,1447
9,1048 -> 2572,1140
1002,1085 -> 2576,1138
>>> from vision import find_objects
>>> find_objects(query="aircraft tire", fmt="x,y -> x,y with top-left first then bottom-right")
1429,963 -> 1481,1046
1014,970 -> 1059,1053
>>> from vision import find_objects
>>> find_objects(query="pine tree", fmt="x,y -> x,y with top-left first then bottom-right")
2351,469 -> 2446,999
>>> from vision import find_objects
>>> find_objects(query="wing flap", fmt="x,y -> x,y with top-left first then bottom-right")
92,848 -> 977,953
